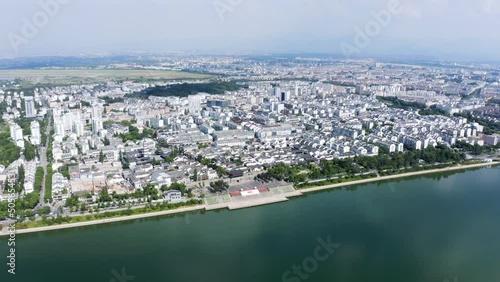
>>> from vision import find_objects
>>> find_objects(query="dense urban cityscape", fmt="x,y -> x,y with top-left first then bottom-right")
0,55 -> 499,229
4,0 -> 500,281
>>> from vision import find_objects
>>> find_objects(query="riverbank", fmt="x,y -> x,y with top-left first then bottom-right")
0,205 -> 205,236
2,161 -> 498,236
299,161 -> 500,193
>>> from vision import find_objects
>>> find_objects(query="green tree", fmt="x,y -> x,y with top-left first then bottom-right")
99,150 -> 105,162
0,132 -> 21,166
216,166 -> 226,177
210,180 -> 229,192
192,168 -> 198,181
103,136 -> 110,146
98,187 -> 112,202
38,206 -> 51,215
17,165 -> 25,193
65,194 -> 80,207
169,182 -> 187,194
24,141 -> 37,161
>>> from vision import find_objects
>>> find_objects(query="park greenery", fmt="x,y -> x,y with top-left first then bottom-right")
0,121 -> 21,166
454,140 -> 500,155
210,180 -> 229,192
257,145 -> 467,186
419,105 -> 450,116
377,96 -> 426,111
126,81 -> 244,98
377,97 -> 451,117
118,121 -> 155,142
100,96 -> 124,104
98,184 -> 164,203
378,96 -> 500,134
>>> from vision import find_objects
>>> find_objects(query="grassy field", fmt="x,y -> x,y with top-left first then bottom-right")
0,69 -> 213,85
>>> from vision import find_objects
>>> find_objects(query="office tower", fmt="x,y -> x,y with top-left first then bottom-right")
72,122 -> 84,137
92,106 -> 104,135
280,91 -> 290,102
273,86 -> 281,97
55,120 -> 66,137
25,97 -> 36,118
92,119 -> 103,134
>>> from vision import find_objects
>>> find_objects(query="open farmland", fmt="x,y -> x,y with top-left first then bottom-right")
0,69 -> 213,85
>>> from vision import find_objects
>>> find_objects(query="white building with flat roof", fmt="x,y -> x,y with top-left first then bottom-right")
30,121 -> 41,145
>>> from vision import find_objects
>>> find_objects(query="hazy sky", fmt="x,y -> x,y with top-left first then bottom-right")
1,0 -> 500,60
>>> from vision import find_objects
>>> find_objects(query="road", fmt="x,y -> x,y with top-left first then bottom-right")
38,114 -> 52,206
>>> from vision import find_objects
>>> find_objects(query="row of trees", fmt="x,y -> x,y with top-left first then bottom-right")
19,167 -> 42,211
44,166 -> 53,202
455,140 -> 500,155
95,181 -> 194,205
98,184 -> 162,203
257,145 -> 466,184
18,199 -> 204,229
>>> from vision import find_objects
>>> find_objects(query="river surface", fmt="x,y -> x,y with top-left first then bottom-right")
1,166 -> 499,282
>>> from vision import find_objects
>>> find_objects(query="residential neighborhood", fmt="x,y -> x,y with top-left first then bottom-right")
1,56 -> 499,221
